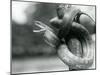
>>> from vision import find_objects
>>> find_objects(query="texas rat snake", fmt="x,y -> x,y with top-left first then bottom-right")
33,4 -> 95,70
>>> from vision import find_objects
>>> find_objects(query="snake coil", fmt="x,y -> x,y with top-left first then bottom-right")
57,22 -> 94,69
33,5 -> 95,70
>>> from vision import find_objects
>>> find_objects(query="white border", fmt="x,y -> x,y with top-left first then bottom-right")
0,0 -> 100,75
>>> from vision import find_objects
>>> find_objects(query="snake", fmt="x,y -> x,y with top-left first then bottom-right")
33,4 -> 95,70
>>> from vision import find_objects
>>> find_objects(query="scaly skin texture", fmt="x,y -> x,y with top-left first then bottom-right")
33,5 -> 95,70
49,5 -> 95,70
57,22 -> 94,70
33,21 -> 95,70
67,38 -> 83,57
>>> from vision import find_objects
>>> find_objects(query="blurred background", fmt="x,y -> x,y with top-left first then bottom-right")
12,1 -> 59,57
12,0 -> 95,74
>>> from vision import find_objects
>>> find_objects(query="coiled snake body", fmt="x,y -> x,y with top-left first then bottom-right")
33,5 -> 95,70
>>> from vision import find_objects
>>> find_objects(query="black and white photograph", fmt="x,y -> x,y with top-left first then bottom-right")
11,0 -> 96,74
